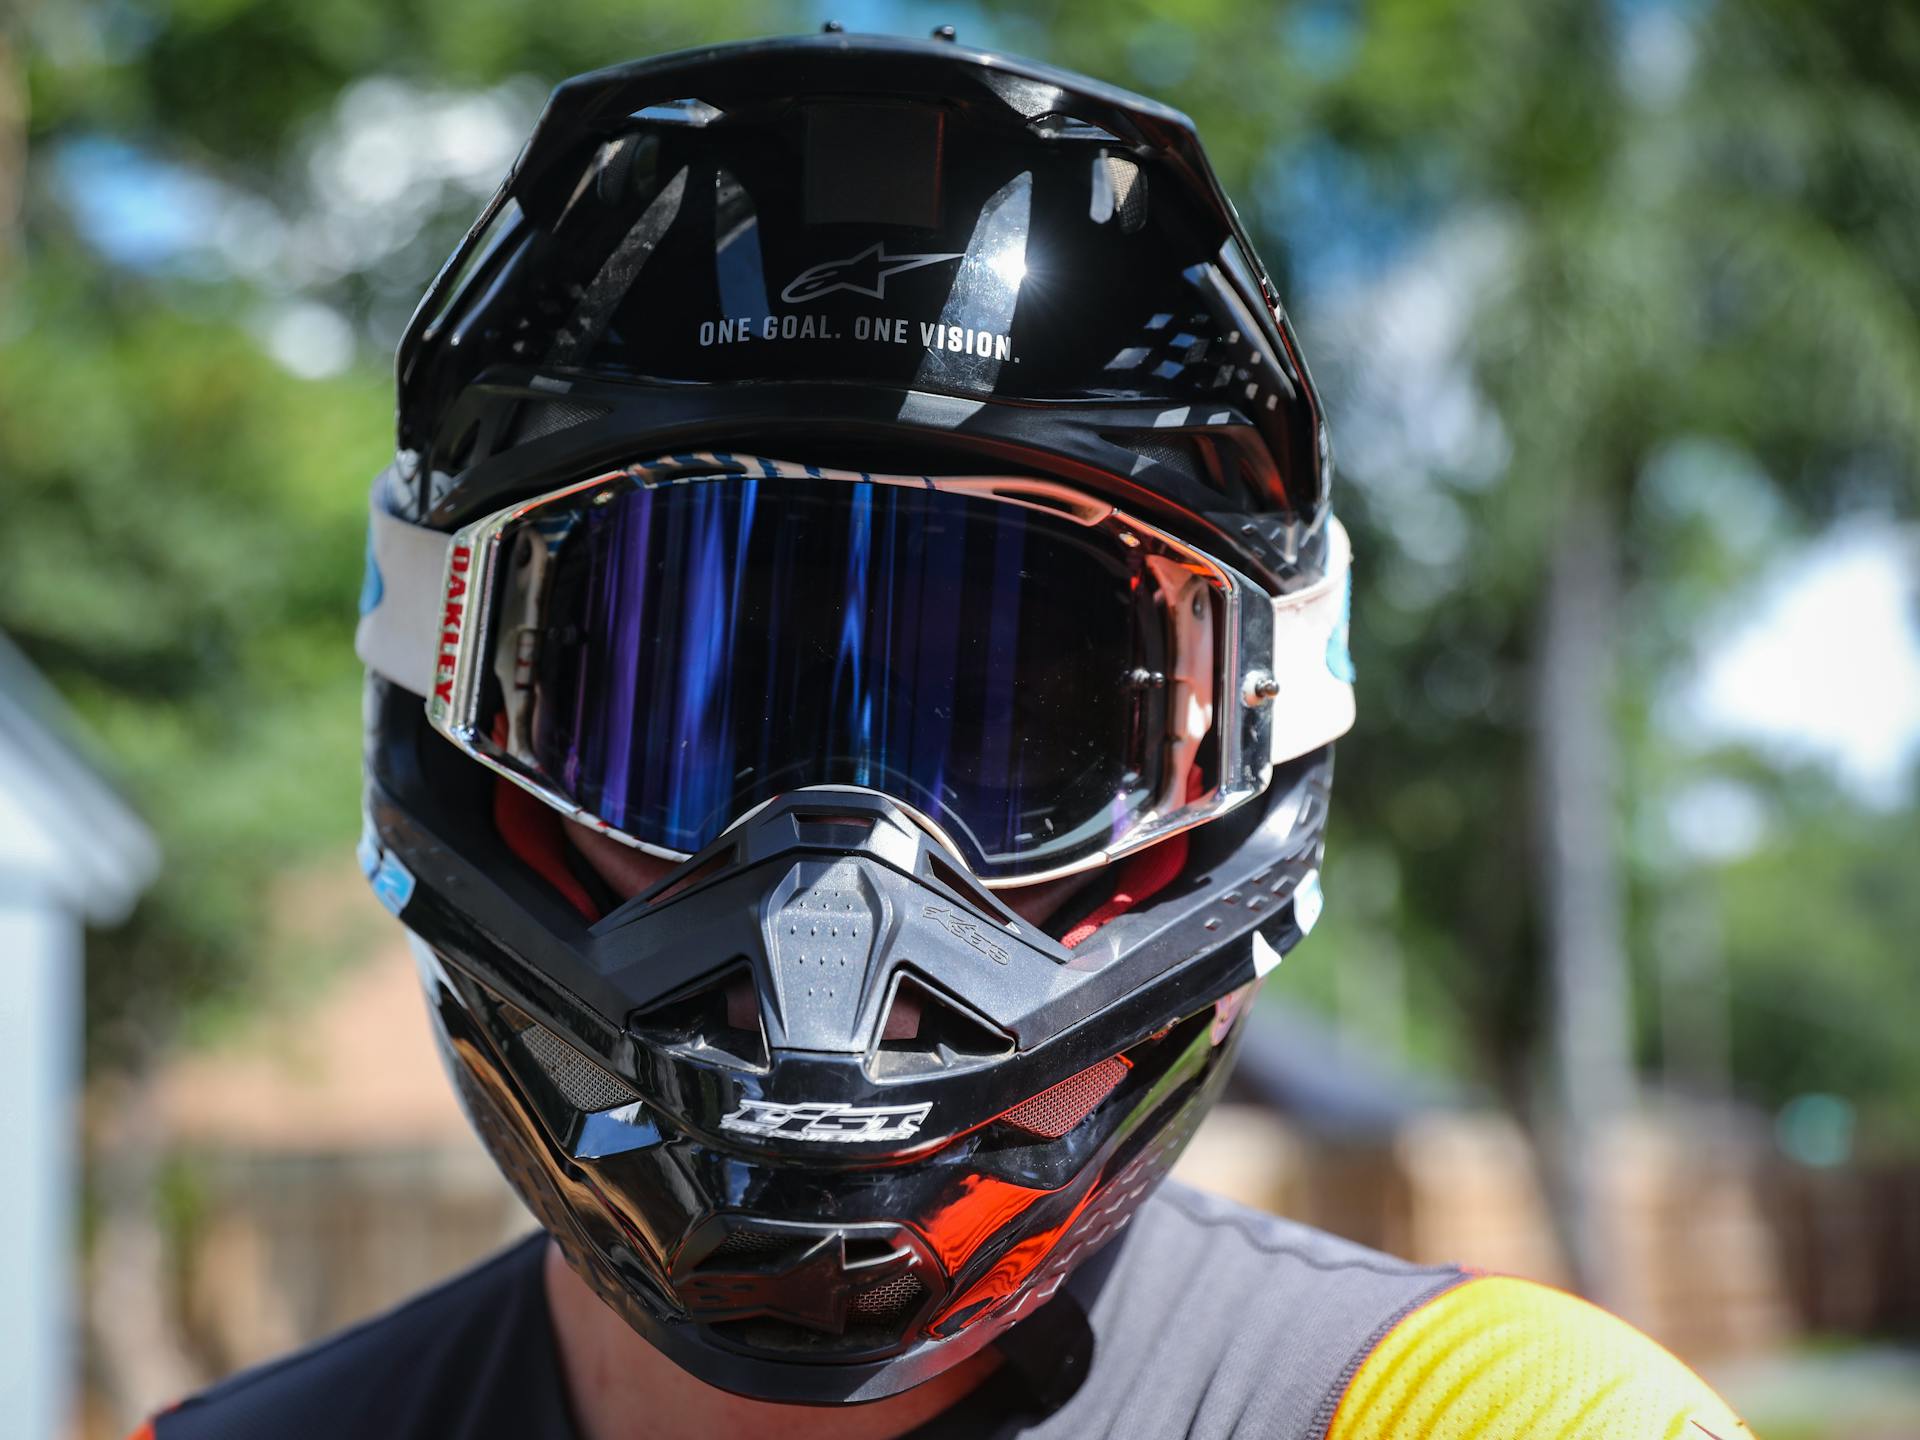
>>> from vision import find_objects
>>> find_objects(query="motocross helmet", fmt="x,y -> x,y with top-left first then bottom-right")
354,30 -> 1354,1405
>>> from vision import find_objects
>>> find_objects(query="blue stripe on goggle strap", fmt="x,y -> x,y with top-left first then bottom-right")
358,522 -> 385,616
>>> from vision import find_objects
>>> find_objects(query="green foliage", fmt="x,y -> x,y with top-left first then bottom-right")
1715,788 -> 1920,1142
0,260 -> 388,1062
6,0 -> 1916,1138
1002,0 -> 1920,1118
8,0 -> 798,1064
25,0 -> 787,171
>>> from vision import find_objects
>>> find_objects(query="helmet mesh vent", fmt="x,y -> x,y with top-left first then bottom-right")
705,1227 -> 795,1263
508,398 -> 610,445
1103,154 -> 1148,233
1125,436 -> 1203,475
850,1273 -> 924,1320
999,1055 -> 1129,1139
516,1021 -> 642,1114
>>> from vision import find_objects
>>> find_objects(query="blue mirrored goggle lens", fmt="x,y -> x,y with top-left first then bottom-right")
515,477 -> 1169,877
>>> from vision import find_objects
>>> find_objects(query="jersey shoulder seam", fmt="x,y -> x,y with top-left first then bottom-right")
1155,1184 -> 1464,1282
1305,1269 -> 1473,1440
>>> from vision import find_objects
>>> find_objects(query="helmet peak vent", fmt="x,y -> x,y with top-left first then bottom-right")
511,1017 -> 643,1114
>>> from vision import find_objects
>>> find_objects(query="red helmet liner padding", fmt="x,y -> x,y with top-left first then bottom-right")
493,775 -> 601,922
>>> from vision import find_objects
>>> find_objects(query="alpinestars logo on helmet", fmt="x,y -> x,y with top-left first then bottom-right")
779,242 -> 964,304
919,903 -> 1010,963
720,1098 -> 935,1142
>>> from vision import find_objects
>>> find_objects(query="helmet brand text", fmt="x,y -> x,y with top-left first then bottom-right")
720,1098 -> 933,1143
432,543 -> 472,709
920,903 -> 1010,963
695,313 -> 1013,363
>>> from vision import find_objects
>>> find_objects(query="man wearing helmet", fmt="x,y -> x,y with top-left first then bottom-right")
135,31 -> 1751,1440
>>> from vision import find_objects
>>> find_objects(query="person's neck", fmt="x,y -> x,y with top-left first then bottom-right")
542,1241 -> 1002,1440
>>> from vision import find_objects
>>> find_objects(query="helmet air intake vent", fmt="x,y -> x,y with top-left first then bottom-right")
507,398 -> 610,446
511,1017 -> 644,1114
1089,151 -> 1147,232
921,848 -> 1011,923
676,1218 -> 942,1356
849,1272 -> 926,1321
998,1054 -> 1130,1138
628,848 -> 735,913
869,973 -> 1013,1080
630,964 -> 770,1069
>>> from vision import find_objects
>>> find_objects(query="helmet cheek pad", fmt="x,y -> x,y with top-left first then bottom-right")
364,31 -> 1351,1404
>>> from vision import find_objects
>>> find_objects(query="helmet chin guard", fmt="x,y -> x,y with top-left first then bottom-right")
379,771 -> 1324,1401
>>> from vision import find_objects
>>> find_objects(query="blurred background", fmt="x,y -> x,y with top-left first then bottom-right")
2,1 -> 1917,1437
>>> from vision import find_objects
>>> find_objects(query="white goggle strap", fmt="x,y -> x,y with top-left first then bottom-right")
356,490 -> 457,701
357,479 -> 1360,766
1268,517 -> 1357,764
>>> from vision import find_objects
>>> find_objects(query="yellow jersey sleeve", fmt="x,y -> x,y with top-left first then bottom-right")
1323,1274 -> 1753,1440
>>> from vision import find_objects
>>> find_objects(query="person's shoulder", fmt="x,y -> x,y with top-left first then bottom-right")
135,1233 -> 557,1440
1119,1179 -> 1466,1321
1046,1183 -> 1465,1438
1324,1270 -> 1755,1440
1135,1179 -> 1452,1279
1065,1184 -> 1753,1439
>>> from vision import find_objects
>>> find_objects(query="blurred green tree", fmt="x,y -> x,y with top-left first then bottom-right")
4,0 -> 778,1065
1000,0 -> 1920,1288
4,2 -> 1915,1294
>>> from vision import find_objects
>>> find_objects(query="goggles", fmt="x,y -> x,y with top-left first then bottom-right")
357,455 -> 1353,887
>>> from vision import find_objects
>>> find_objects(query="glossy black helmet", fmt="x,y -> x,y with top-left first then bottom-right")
355,30 -> 1352,1404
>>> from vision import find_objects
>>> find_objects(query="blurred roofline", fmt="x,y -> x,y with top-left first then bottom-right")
0,631 -> 160,922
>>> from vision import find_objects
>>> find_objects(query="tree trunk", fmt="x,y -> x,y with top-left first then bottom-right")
1656,882 -> 1731,1101
1533,487 -> 1635,1304
0,25 -> 24,271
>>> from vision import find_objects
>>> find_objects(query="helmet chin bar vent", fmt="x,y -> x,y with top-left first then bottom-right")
625,849 -> 735,913
608,803 -> 1007,924
673,1216 -> 945,1359
997,1055 -> 1132,1139
869,973 -> 1014,1081
630,963 -> 771,1071
501,1002 -> 643,1113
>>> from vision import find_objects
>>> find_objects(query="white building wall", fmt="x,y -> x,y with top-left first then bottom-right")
0,892 -> 81,1440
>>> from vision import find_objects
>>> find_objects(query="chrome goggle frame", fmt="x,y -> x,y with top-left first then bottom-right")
357,454 -> 1354,889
